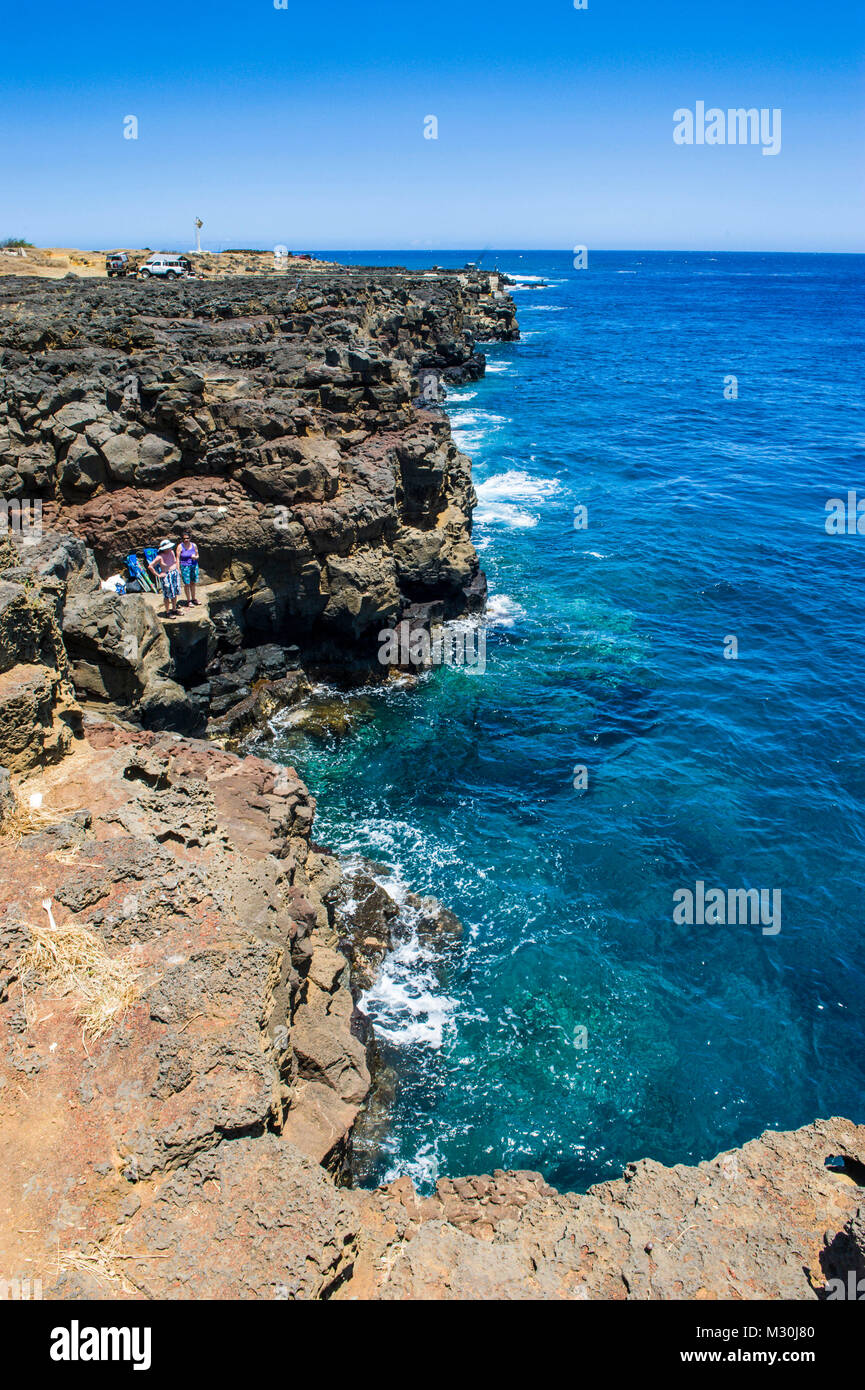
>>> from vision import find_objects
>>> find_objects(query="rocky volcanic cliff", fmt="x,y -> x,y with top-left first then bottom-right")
0,268 -> 519,733
0,270 -> 862,1301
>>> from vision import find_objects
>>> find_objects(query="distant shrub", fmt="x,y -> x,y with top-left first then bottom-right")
0,237 -> 34,248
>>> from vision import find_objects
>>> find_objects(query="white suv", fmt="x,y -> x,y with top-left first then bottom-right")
138,254 -> 191,281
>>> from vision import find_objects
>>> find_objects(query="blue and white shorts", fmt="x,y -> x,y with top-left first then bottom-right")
159,567 -> 180,600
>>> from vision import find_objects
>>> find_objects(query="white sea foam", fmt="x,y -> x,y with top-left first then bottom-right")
334,854 -> 458,1050
448,408 -> 509,452
474,470 -> 560,527
484,594 -> 526,627
483,361 -> 512,373
360,938 -> 457,1048
476,470 -> 561,503
451,431 -> 485,452
448,409 -> 508,427
381,1144 -> 442,1190
474,502 -> 539,528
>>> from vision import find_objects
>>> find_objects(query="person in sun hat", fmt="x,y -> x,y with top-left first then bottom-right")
148,538 -> 181,618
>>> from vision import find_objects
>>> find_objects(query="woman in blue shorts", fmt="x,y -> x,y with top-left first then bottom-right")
148,539 -> 181,618
176,531 -> 200,607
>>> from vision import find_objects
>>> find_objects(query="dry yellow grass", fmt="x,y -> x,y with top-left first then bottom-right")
0,246 -> 108,279
56,1227 -> 175,1294
0,245 -> 340,279
21,905 -> 144,1040
0,796 -> 60,843
57,1228 -> 135,1293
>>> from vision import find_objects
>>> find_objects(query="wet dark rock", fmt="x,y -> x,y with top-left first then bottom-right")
335,866 -> 400,993
288,695 -> 375,743
207,670 -> 311,749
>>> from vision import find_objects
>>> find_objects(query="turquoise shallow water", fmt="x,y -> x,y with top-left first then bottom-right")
270,250 -> 865,1192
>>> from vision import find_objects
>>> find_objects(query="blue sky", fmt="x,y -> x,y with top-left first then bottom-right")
2,0 -> 863,251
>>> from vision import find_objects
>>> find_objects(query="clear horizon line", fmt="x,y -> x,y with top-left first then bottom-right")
45,244 -> 865,257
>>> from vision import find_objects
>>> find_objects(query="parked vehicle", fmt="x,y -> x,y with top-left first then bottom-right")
106,252 -> 132,277
138,253 -> 193,281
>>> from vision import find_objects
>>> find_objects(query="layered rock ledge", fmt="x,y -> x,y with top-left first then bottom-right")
0,267 -> 516,713
1,266 -> 521,731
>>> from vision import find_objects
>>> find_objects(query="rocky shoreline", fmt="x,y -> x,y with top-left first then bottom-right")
0,266 -> 520,730
0,265 -> 862,1300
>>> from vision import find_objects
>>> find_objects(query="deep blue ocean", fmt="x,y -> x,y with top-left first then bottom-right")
272,249 -> 865,1192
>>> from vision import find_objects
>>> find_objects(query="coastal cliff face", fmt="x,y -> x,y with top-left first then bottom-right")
1,268 -> 862,1301
0,267 -> 518,731
0,269 -> 515,697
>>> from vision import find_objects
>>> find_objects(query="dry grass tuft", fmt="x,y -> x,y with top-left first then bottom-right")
57,1228 -> 135,1293
0,796 -> 62,843
21,912 -> 143,1041
57,1227 -> 173,1294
